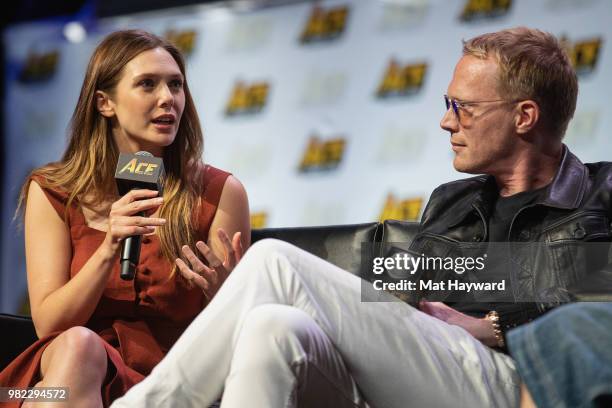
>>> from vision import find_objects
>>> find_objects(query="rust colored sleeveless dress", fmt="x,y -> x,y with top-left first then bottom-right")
0,165 -> 230,407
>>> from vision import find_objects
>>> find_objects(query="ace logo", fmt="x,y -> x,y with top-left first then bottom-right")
225,80 -> 270,116
119,159 -> 159,176
561,36 -> 603,76
18,50 -> 60,83
250,212 -> 268,229
459,0 -> 512,22
299,4 -> 349,44
298,135 -> 346,173
376,59 -> 428,98
379,194 -> 423,222
165,29 -> 197,56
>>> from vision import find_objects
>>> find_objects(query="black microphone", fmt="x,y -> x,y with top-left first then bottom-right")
114,151 -> 165,280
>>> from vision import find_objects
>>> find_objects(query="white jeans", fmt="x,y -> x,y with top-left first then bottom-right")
111,239 -> 520,408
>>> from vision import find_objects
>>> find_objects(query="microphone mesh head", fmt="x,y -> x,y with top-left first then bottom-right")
135,151 -> 153,157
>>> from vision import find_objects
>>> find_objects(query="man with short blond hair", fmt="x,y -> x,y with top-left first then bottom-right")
463,26 -> 577,139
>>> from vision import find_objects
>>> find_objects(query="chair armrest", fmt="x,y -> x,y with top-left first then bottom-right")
0,313 -> 37,372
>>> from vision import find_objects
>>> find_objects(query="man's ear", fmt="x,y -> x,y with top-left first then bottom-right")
515,100 -> 539,135
95,90 -> 115,118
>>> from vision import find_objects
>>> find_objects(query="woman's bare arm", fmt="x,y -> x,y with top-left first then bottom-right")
26,181 -> 165,337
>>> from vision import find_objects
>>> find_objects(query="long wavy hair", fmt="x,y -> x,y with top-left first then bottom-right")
17,29 -> 204,277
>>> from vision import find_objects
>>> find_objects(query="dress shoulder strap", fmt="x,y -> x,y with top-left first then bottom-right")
29,174 -> 70,224
197,165 -> 232,240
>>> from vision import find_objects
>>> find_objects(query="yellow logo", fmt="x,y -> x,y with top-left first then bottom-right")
225,80 -> 270,116
298,135 -> 346,172
250,212 -> 268,229
300,4 -> 349,44
119,159 -> 159,176
561,36 -> 603,76
379,194 -> 423,222
376,59 -> 428,98
460,0 -> 512,22
19,50 -> 60,83
165,29 -> 197,56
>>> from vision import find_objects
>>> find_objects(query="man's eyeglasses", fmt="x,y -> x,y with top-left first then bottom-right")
444,94 -> 510,118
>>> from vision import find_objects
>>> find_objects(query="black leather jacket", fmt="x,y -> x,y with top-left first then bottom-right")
410,145 -> 612,334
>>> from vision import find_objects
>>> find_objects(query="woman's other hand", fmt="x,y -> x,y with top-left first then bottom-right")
176,229 -> 244,299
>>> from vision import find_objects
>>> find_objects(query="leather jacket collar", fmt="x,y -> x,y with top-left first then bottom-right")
539,145 -> 588,209
448,145 -> 588,228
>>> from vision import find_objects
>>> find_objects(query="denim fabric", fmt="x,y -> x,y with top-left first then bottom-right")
508,303 -> 612,408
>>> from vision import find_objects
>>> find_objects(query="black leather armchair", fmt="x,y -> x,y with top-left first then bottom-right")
0,313 -> 39,372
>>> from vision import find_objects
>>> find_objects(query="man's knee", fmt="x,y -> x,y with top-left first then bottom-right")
244,238 -> 295,261
243,304 -> 314,339
238,238 -> 299,276
238,305 -> 318,362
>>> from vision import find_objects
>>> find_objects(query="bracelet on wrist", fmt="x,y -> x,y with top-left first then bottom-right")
485,310 -> 505,348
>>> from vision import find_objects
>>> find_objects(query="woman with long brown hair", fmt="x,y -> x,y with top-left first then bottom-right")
0,29 -> 250,407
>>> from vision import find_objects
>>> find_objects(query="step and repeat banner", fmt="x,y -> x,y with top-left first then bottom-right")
2,0 -> 610,312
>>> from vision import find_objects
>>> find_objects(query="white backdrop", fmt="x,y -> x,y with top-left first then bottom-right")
2,0 -> 610,312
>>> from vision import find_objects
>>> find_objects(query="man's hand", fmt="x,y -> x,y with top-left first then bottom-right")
418,300 -> 499,347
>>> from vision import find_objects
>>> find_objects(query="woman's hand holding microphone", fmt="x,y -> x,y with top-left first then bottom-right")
101,189 -> 166,258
